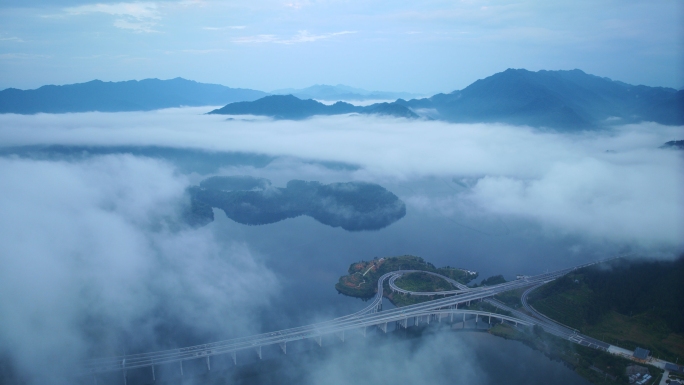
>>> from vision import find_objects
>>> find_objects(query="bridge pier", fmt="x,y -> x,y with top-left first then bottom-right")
206,356 -> 211,371
279,342 -> 287,354
179,361 -> 183,377
377,322 -> 388,333
337,331 -> 345,342
231,351 -> 237,366
256,346 -> 262,360
151,365 -> 155,382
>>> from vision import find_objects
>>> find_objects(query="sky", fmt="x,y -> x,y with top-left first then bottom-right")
0,0 -> 682,93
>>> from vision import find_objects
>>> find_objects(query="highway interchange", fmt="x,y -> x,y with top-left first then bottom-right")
82,259 -> 617,378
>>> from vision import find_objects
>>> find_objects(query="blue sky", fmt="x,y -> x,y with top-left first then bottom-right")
0,0 -> 682,93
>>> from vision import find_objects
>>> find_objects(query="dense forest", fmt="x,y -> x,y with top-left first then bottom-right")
186,176 -> 406,231
531,257 -> 684,332
526,256 -> 684,363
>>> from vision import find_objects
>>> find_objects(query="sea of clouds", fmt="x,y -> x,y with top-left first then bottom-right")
0,108 -> 681,384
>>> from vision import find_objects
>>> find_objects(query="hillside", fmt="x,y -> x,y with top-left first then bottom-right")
527,256 -> 684,362
399,69 -> 684,129
0,78 -> 267,114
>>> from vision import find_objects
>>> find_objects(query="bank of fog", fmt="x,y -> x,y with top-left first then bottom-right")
0,155 -> 279,384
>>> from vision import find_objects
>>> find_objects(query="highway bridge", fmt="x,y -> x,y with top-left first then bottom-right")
82,259 -> 614,381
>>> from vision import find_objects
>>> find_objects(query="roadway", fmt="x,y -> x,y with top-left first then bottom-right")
81,259 -> 612,376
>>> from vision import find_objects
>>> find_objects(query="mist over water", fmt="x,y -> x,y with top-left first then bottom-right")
0,108 -> 681,384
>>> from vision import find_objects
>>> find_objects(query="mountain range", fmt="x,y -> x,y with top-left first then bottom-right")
212,69 -> 683,130
0,78 -> 267,114
2,69 -> 682,130
208,95 -> 418,119
270,84 -> 420,101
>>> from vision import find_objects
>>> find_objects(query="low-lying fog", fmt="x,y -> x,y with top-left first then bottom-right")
0,108 -> 681,384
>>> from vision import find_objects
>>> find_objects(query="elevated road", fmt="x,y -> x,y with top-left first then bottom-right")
82,259 -> 612,377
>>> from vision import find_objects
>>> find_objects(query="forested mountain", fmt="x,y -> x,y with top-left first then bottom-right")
0,78 -> 267,114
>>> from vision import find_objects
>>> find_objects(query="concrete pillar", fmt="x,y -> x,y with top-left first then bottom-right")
231,351 -> 237,366
256,346 -> 262,360
488,315 -> 491,325
427,314 -> 431,325
462,313 -> 465,329
206,356 -> 211,371
151,365 -> 155,382
280,342 -> 287,354
415,316 -> 419,326
123,371 -> 127,385
450,312 -> 454,323
338,331 -> 345,342
180,361 -> 184,376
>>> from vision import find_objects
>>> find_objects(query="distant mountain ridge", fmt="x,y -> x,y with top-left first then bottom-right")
3,69 -> 682,130
271,84 -> 420,101
212,69 -> 683,130
208,95 -> 418,119
0,78 -> 267,114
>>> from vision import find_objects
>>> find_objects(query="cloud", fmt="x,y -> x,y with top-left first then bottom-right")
63,2 -> 161,33
0,154 -> 279,384
0,110 -> 681,250
301,332 -> 483,385
64,2 -> 160,19
0,36 -> 24,42
233,30 -> 356,44
203,25 -> 246,30
113,18 -> 158,33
